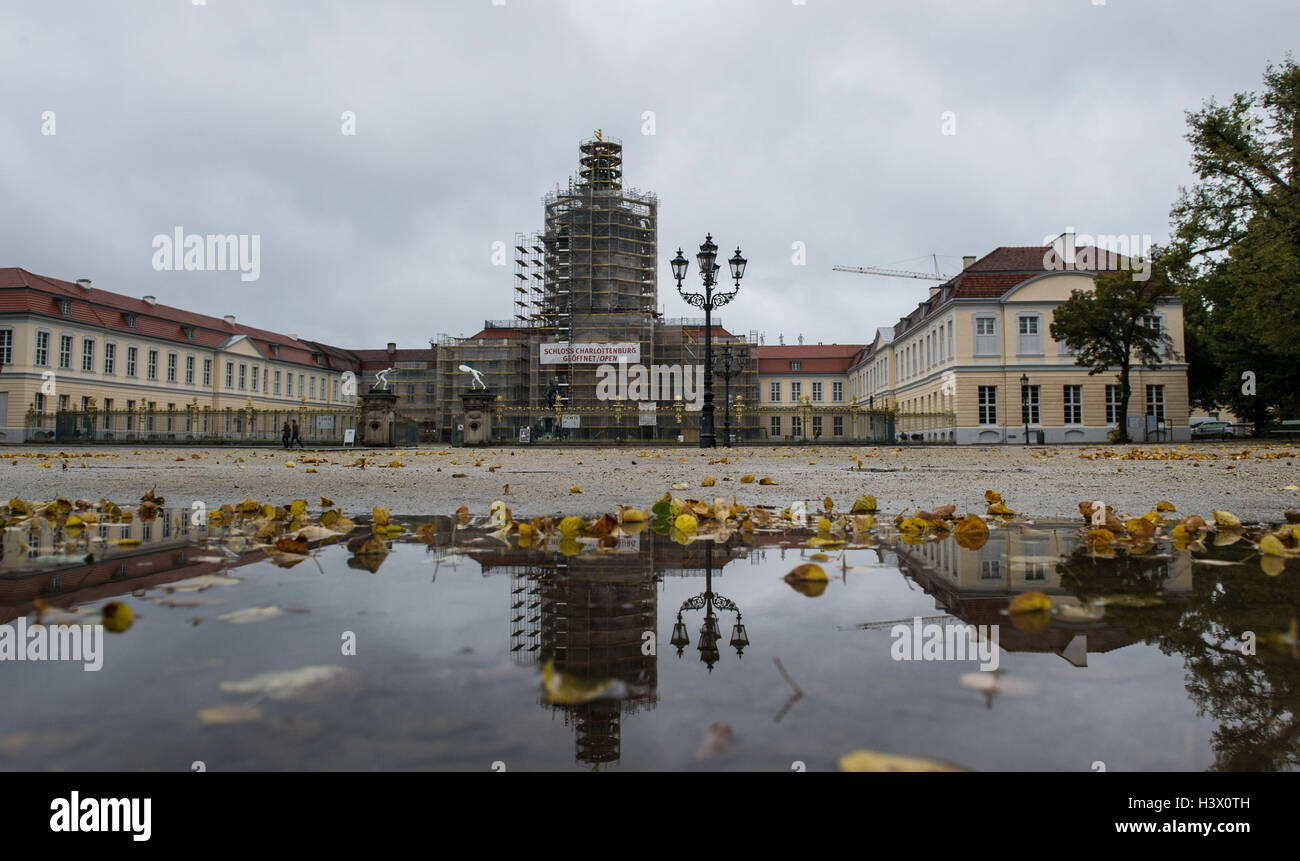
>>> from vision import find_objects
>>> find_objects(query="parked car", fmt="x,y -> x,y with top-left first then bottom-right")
1191,420 -> 1236,440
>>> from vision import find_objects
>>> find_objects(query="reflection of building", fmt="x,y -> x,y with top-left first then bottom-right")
0,512 -> 246,624
435,133 -> 759,443
471,530 -> 756,767
889,523 -> 1192,666
475,534 -> 659,768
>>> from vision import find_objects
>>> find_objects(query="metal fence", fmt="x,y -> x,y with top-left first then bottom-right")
25,407 -> 361,445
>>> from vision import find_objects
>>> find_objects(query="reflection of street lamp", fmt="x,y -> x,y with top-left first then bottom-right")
1020,373 -> 1030,446
671,237 -> 746,448
669,543 -> 747,670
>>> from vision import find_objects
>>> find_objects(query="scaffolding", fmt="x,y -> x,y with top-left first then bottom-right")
514,232 -> 545,327
434,132 -> 759,444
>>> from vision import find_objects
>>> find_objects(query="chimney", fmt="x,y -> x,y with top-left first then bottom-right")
928,285 -> 941,300
223,315 -> 236,327
142,295 -> 156,306
387,342 -> 397,356
962,256 -> 976,270
76,278 -> 92,292
1050,229 -> 1076,267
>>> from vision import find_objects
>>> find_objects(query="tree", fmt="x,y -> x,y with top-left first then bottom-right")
1049,262 -> 1174,443
1168,56 -> 1300,425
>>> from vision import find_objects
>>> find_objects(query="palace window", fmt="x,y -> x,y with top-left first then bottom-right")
978,386 -> 997,425
1063,385 -> 1082,424
1106,384 -> 1121,424
975,317 -> 997,356
1017,315 -> 1041,355
1021,385 -> 1041,425
1146,385 -> 1165,423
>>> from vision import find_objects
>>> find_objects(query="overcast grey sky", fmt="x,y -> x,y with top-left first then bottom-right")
1,0 -> 1292,350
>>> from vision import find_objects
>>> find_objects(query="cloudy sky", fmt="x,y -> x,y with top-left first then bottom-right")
1,0 -> 1292,350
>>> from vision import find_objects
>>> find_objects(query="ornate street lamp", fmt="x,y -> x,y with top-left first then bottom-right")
672,236 -> 745,448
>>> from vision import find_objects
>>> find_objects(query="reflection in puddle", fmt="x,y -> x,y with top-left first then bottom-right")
2,507 -> 1299,771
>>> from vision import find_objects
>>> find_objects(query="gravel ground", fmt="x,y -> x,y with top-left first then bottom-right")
2,442 -> 1298,523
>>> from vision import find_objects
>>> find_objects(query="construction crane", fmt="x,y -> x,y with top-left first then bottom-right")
832,253 -> 952,282
838,613 -> 956,632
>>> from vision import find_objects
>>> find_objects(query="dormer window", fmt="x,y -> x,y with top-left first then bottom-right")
59,299 -> 72,316
123,313 -> 137,329
790,360 -> 801,371
270,344 -> 280,357
182,325 -> 195,341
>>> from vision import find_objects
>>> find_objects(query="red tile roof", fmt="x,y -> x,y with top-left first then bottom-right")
756,344 -> 865,374
0,267 -> 327,368
755,344 -> 865,359
891,245 -> 1130,337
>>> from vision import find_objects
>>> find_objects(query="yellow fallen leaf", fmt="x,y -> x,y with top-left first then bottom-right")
839,750 -> 962,772
542,659 -> 612,705
1009,591 -> 1051,614
1213,510 -> 1242,529
740,474 -> 755,483
1259,534 -> 1290,557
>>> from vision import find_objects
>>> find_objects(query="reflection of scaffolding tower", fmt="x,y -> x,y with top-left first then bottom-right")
509,566 -> 543,663
538,549 -> 659,768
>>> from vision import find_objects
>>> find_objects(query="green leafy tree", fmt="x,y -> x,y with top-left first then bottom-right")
1168,56 -> 1300,425
1049,262 -> 1174,443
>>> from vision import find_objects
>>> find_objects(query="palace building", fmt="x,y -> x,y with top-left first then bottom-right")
0,267 -> 360,443
846,241 -> 1190,443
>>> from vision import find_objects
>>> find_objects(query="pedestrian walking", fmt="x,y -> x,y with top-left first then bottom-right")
290,420 -> 303,449
281,421 -> 291,449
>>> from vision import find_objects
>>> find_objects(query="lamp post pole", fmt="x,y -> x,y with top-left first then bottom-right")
672,237 -> 745,449
714,342 -> 743,448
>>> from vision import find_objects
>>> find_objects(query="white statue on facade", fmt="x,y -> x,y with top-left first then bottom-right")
459,364 -> 487,390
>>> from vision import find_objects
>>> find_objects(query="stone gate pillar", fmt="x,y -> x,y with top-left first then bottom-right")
359,386 -> 398,446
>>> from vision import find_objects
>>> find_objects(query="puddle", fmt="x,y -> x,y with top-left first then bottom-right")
2,503 -> 1298,771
